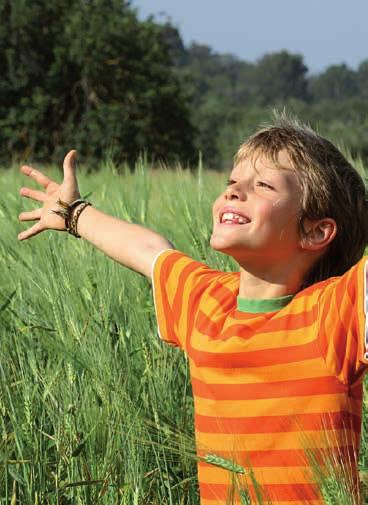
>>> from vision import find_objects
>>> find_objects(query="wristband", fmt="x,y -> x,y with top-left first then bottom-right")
52,198 -> 92,238
68,201 -> 91,237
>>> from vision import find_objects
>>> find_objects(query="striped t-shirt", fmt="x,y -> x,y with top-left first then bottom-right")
152,250 -> 368,505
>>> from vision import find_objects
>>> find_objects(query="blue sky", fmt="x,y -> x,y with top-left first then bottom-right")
132,0 -> 368,74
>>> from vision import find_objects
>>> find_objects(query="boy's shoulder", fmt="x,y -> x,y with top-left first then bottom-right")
153,248 -> 240,293
294,254 -> 367,306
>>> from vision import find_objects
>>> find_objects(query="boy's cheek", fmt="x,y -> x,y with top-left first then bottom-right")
212,198 -> 222,221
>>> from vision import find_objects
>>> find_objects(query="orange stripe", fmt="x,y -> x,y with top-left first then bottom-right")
318,260 -> 366,384
207,279 -> 239,309
331,277 -> 349,372
159,251 -> 220,349
199,481 -> 320,501
354,260 -> 365,361
230,306 -> 318,333
189,357 -> 328,383
195,430 -> 356,451
191,375 -> 346,400
172,259 -> 205,317
320,283 -> 346,375
195,310 -> 226,338
194,312 -> 318,348
174,264 -> 220,332
194,394 -> 358,417
188,338 -> 320,368
197,446 -> 356,468
197,301 -> 318,332
156,252 -> 180,345
198,448 -> 309,468
200,499 -> 324,505
218,322 -> 317,345
195,411 -> 361,434
198,463 -> 316,485
318,290 -> 331,358
155,250 -> 214,347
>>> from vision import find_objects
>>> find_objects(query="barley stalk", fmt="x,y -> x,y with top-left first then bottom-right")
202,453 -> 246,474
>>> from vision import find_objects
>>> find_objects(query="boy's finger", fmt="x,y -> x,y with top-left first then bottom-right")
19,187 -> 47,202
63,150 -> 77,182
18,222 -> 43,241
19,209 -> 42,222
21,165 -> 54,189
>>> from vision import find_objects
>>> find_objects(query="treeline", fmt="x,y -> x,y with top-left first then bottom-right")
1,0 -> 367,168
163,24 -> 368,167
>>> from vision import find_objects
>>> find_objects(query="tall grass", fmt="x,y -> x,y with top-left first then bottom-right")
0,158 -> 367,504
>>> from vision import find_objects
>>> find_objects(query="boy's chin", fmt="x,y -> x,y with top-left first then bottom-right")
210,230 -> 239,249
210,235 -> 237,254
209,234 -> 225,251
210,234 -> 254,263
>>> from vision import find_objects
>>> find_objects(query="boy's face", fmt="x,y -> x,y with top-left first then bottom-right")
211,151 -> 303,266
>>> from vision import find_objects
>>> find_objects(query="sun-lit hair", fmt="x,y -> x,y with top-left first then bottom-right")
235,113 -> 368,287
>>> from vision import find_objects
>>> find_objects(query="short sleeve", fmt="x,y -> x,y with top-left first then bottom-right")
318,256 -> 368,384
151,250 -> 224,350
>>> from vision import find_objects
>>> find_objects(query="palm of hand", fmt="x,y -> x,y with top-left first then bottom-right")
18,150 -> 80,240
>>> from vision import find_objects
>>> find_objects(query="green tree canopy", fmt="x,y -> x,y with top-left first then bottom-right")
253,51 -> 309,105
0,0 -> 196,165
356,60 -> 368,99
309,63 -> 358,102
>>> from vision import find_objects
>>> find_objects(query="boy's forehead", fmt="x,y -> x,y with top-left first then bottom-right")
231,150 -> 301,193
232,150 -> 295,176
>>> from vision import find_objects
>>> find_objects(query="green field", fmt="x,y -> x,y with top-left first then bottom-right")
0,160 -> 367,504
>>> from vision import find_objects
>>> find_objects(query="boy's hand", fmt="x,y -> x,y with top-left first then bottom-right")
18,150 -> 81,241
18,148 -> 173,277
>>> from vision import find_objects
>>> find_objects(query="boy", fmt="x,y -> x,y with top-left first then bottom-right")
18,117 -> 368,504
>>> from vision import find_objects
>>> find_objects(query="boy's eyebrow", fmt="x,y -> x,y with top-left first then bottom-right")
230,167 -> 298,192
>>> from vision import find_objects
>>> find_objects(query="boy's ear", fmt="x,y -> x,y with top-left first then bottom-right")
300,218 -> 337,251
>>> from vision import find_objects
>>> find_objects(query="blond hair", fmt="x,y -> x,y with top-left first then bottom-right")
235,115 -> 368,287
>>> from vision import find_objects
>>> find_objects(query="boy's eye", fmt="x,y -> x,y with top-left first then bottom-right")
226,179 -> 236,186
256,181 -> 274,190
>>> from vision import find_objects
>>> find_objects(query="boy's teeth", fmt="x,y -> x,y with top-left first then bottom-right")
221,212 -> 248,224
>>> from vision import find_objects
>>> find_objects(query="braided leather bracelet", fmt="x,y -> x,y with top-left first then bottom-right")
53,199 -> 92,238
68,201 -> 91,237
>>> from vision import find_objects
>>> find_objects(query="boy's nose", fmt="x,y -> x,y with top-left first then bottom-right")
225,184 -> 245,201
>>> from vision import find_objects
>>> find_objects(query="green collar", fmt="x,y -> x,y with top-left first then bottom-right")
237,293 -> 295,313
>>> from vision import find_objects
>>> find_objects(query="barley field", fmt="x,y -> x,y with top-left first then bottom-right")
0,159 -> 367,504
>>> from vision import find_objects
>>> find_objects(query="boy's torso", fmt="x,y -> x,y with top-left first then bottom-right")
153,250 -> 367,504
188,304 -> 362,504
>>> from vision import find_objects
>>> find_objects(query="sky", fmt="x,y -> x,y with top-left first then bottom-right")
132,0 -> 368,74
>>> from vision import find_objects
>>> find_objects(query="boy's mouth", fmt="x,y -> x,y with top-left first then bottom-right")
219,209 -> 250,225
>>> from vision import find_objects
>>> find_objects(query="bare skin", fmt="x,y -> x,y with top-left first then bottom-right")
18,150 -> 173,278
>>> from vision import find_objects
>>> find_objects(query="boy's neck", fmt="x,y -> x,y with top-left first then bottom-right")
238,262 -> 305,299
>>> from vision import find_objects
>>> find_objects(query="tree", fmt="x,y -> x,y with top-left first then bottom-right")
309,63 -> 358,102
253,51 -> 309,105
0,0 -> 196,165
356,60 -> 368,99
159,22 -> 187,67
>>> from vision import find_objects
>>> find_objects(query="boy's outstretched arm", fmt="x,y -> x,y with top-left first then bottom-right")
18,150 -> 174,278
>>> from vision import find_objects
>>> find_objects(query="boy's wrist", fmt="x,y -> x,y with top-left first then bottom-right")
52,198 -> 92,237
68,201 -> 92,237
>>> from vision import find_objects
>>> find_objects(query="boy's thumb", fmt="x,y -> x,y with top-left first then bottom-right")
63,150 -> 77,182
